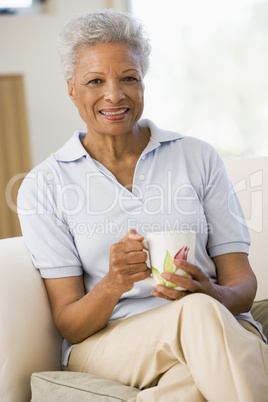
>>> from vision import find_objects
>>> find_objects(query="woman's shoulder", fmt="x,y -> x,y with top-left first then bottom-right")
180,135 -> 219,157
144,119 -> 220,158
179,135 -> 225,181
20,131 -> 87,192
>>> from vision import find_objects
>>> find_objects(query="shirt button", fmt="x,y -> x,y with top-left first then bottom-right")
137,194 -> 143,200
139,174 -> 145,181
141,155 -> 146,160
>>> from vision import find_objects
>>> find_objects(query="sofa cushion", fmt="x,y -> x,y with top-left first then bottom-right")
31,371 -> 140,402
251,300 -> 268,339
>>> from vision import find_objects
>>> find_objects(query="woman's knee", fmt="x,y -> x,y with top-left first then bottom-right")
172,293 -> 228,328
175,293 -> 221,312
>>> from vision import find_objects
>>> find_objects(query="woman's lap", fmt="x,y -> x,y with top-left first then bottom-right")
66,294 -> 268,401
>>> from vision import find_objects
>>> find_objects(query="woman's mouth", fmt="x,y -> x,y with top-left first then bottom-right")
99,108 -> 129,120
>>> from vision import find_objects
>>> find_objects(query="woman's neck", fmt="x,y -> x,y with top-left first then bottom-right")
82,123 -> 150,190
82,124 -> 150,164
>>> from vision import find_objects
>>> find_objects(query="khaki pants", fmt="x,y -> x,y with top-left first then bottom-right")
66,294 -> 268,401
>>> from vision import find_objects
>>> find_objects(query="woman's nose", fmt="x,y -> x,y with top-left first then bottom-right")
104,81 -> 125,103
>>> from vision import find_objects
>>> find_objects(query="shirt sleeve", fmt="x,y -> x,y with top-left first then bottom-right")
202,152 -> 251,257
17,165 -> 83,278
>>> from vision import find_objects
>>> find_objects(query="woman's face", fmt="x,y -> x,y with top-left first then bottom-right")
68,42 -> 145,137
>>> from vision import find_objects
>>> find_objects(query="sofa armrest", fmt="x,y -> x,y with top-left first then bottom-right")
0,237 -> 62,402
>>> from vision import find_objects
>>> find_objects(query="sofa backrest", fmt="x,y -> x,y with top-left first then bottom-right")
0,237 -> 62,402
224,156 -> 268,301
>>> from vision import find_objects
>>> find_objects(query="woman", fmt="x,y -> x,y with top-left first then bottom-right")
18,9 -> 268,401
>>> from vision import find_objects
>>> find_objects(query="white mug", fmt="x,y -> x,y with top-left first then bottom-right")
143,230 -> 196,290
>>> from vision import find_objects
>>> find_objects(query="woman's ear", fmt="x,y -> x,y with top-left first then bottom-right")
67,81 -> 77,106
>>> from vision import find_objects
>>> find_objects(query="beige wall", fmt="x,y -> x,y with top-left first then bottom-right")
0,0 -> 127,166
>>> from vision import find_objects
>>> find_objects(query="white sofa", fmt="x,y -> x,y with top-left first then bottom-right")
0,157 -> 268,402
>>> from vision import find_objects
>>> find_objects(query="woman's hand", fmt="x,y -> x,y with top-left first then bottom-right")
151,258 -> 218,302
44,230 -> 151,344
106,229 -> 151,295
151,253 -> 257,316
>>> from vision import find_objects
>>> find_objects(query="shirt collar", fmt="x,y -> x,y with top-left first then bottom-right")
55,120 -> 183,162
140,119 -> 183,143
139,119 -> 183,156
55,131 -> 88,162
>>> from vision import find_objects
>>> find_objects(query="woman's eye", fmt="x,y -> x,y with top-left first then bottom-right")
88,79 -> 102,85
123,76 -> 138,82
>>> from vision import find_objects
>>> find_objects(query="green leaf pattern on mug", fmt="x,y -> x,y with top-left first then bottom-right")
151,267 -> 166,285
152,246 -> 190,288
163,250 -> 173,273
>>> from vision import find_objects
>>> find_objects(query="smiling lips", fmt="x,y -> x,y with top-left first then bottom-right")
99,107 -> 129,120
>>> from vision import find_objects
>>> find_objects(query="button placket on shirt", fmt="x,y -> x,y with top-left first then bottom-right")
86,152 -> 148,203
132,153 -> 148,202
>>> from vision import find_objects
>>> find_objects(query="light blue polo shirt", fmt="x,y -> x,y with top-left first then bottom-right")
18,119 -> 266,363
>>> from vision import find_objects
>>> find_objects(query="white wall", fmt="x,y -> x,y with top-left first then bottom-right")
0,0 -> 126,166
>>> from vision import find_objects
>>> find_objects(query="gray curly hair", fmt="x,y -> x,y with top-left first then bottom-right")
57,9 -> 151,82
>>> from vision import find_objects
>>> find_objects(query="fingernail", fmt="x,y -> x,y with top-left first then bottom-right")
161,272 -> 171,280
130,233 -> 142,239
